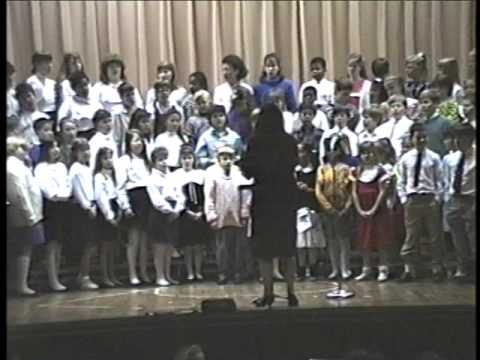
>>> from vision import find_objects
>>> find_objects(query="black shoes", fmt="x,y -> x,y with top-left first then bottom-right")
252,294 -> 275,308
287,293 -> 299,307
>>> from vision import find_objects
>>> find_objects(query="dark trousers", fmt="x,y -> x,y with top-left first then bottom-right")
215,226 -> 252,279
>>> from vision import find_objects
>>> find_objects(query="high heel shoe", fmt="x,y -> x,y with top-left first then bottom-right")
252,294 -> 275,308
287,293 -> 299,307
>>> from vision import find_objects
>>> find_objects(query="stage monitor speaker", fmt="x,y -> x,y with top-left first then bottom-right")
201,298 -> 237,313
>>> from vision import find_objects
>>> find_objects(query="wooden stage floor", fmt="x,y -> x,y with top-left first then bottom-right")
7,278 -> 475,326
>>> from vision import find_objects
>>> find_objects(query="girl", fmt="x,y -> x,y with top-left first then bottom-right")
93,147 -> 123,287
117,130 -> 152,285
184,90 -> 212,145
145,62 -> 188,113
351,142 -> 393,282
227,86 -> 255,146
90,54 -> 143,117
346,53 -> 372,130
436,58 -> 463,102
152,81 -> 185,136
182,72 -> 209,121
370,57 -> 389,105
384,76 -> 419,120
34,140 -> 72,291
69,138 -> 99,289
26,51 -> 57,122
404,52 -> 429,100
172,145 -> 211,281
7,137 -> 45,295
295,143 -> 325,281
358,106 -> 382,144
89,109 -> 118,170
254,53 -> 298,112
155,109 -> 190,171
58,118 -> 78,168
56,53 -> 85,107
129,108 -> 156,158
147,147 -> 184,286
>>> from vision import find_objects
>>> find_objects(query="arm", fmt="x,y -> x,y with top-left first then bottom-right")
94,175 -> 115,222
134,87 -> 144,109
195,133 -> 212,169
364,175 -> 390,216
396,157 -> 408,205
433,155 -> 444,203
115,157 -> 132,211
7,169 -> 37,226
442,157 -> 452,203
314,167 -> 333,211
71,171 -> 93,211
34,164 -> 57,200
146,181 -> 176,214
203,172 -> 218,224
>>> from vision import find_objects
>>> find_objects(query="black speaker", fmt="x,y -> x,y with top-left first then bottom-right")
201,298 -> 237,313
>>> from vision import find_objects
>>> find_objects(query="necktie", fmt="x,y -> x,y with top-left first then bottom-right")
413,150 -> 423,188
453,152 -> 465,194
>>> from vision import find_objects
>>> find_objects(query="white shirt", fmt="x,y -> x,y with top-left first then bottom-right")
145,87 -> 188,114
57,96 -> 103,132
298,78 -> 335,107
94,172 -> 120,221
451,83 -> 464,102
283,111 -> 296,134
374,115 -> 413,159
171,168 -> 205,189
319,126 -> 359,164
442,150 -> 476,202
60,79 -> 93,103
151,101 -> 185,121
17,110 -> 50,146
69,162 -> 95,210
7,88 -> 19,117
396,148 -> 443,204
358,130 -> 380,144
90,81 -> 144,116
26,75 -> 57,113
116,154 -> 150,190
155,132 -> 187,168
34,162 -> 72,200
147,168 -> 185,214
213,82 -> 254,113
293,110 -> 330,133
88,131 -> 119,171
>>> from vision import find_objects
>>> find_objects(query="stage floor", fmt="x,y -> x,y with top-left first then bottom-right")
7,279 -> 475,327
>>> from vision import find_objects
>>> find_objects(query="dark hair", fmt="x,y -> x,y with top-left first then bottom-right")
332,105 -> 350,118
117,81 -> 135,98
124,129 -> 149,167
154,80 -> 172,92
347,53 -> 368,79
409,123 -> 425,137
452,122 -> 475,141
150,146 -> 169,164
69,71 -> 90,91
179,143 -> 195,158
365,106 -> 384,121
385,75 -> 405,91
71,137 -> 90,163
310,57 -> 327,69
298,102 -> 317,116
58,53 -> 83,80
189,71 -> 208,91
157,62 -> 176,85
359,141 -> 376,156
15,82 -> 35,100
430,75 -> 454,97
261,53 -> 284,81
7,61 -> 15,76
254,103 -> 286,137
92,109 -> 112,126
303,86 -> 318,97
93,147 -> 116,184
210,104 -> 227,118
38,140 -> 58,163
387,94 -> 407,107
335,78 -> 354,92
130,108 -> 151,131
371,58 -> 389,78
99,54 -> 126,84
31,51 -> 52,74
222,54 -> 248,80
33,118 -> 53,133
437,57 -> 460,84
419,88 -> 442,104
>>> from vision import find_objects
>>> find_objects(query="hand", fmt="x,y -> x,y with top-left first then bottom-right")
358,210 -> 369,218
193,212 -> 203,221
338,208 -> 349,217
363,209 -> 375,218
124,208 -> 135,218
297,182 -> 309,191
209,220 -> 219,229
109,218 -> 118,226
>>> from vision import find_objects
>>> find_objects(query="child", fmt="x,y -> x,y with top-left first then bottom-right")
58,118 -> 78,168
460,97 -> 476,130
93,147 -> 123,287
57,71 -> 102,139
351,142 -> 393,282
28,117 -> 55,168
227,86 -> 255,145
151,81 -> 184,136
34,140 -> 72,291
145,62 -> 188,113
7,137 -> 45,295
396,123 -> 446,282
129,108 -> 156,158
268,89 -> 296,135
90,54 -> 143,116
462,78 -> 475,103
89,109 -> 118,170
295,143 -> 325,280
429,76 -> 462,125
195,105 -> 243,169
184,90 -> 212,145
26,51 -> 57,122
384,75 -> 419,119
115,82 -> 139,156
117,130 -> 152,285
374,95 -> 413,159
346,53 -> 372,120
436,58 -> 463,102
358,106 -> 382,144
147,146 -> 185,286
295,86 -> 330,131
315,139 -> 353,280
370,57 -> 389,105
322,79 -> 361,132
182,72 -> 209,120
155,109 -> 190,170
56,53 -> 85,105
254,53 -> 298,112
319,105 -> 359,165
293,103 -> 324,164
404,52 -> 429,100
172,145 -> 211,281
204,145 -> 251,284
69,138 -> 99,290
214,54 -> 254,113
298,56 -> 335,107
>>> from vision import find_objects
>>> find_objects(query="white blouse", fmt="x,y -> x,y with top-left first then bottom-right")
116,155 -> 150,190
34,162 -> 72,200
26,75 -> 57,113
88,131 -> 119,171
146,168 -> 184,214
69,162 -> 95,210
90,81 -> 144,116
213,82 -> 254,113
154,132 -> 186,168
171,168 -> 205,188
57,96 -> 103,132
94,172 -> 120,221
145,87 -> 188,114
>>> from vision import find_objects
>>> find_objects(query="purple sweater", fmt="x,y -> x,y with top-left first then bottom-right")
254,77 -> 298,112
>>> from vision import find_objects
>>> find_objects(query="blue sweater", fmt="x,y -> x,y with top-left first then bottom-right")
254,77 -> 298,112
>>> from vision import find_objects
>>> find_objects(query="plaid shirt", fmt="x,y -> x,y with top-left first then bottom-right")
315,162 -> 352,211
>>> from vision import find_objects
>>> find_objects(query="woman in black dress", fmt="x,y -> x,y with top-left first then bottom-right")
240,103 -> 299,307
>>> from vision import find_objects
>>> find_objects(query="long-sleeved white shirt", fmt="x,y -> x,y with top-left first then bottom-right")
154,132 -> 186,168
26,75 -> 57,113
374,116 -> 413,159
57,95 -> 103,132
146,168 -> 185,214
396,148 -> 443,205
34,162 -> 72,200
442,150 -> 476,202
88,131 -> 119,171
298,78 -> 335,107
69,162 -> 95,210
94,172 -> 121,221
318,125 -> 359,164
145,87 -> 188,114
213,82 -> 254,114
90,81 -> 143,116
116,154 -> 151,209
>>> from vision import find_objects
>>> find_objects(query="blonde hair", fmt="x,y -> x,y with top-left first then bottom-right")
7,136 -> 27,156
193,90 -> 211,104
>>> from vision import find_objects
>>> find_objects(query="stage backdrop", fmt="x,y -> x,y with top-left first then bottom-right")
7,0 -> 476,94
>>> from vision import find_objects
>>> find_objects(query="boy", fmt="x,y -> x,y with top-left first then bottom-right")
151,81 -> 184,136
298,57 -> 335,107
115,82 -> 139,155
323,78 -> 360,133
294,87 -> 330,132
396,123 -> 445,282
358,106 -> 382,144
89,109 -> 118,170
293,103 -> 324,163
204,145 -> 252,285
184,90 -> 212,145
29,117 -> 55,168
444,123 -> 476,281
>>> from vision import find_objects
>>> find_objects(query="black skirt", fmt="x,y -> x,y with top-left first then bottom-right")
43,199 -> 74,244
95,200 -> 121,242
123,187 -> 150,230
147,202 -> 179,245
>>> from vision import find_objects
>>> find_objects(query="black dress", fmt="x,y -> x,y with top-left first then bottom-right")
240,134 -> 298,260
